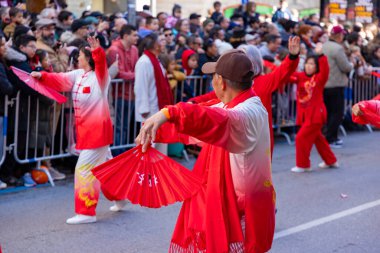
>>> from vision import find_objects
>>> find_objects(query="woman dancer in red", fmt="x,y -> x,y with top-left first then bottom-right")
31,37 -> 113,224
290,44 -> 338,172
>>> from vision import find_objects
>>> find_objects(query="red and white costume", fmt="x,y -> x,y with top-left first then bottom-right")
39,47 -> 113,216
157,89 -> 275,253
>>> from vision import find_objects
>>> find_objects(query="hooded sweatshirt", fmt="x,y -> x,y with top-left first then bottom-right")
107,39 -> 139,100
181,49 -> 196,76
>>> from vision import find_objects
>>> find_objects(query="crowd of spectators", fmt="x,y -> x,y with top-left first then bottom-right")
0,0 -> 379,189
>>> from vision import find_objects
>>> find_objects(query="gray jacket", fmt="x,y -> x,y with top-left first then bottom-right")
322,40 -> 353,88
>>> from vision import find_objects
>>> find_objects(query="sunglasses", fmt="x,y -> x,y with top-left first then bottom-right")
165,33 -> 173,37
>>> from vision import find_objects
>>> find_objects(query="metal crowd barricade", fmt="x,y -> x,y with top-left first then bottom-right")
345,68 -> 380,132
5,76 -> 212,179
173,75 -> 212,103
109,79 -> 140,152
0,95 -> 8,166
273,84 -> 297,145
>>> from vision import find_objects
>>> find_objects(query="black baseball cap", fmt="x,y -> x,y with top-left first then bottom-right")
189,13 -> 201,20
71,19 -> 91,32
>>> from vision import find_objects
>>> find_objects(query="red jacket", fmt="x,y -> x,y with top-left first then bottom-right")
189,55 -> 299,154
290,55 -> 329,126
107,39 -> 139,100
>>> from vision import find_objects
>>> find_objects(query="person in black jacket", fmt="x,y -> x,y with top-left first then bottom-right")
2,34 -> 54,187
0,34 -> 13,189
370,46 -> 380,67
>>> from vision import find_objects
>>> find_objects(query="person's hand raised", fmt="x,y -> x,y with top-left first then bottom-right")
87,36 -> 100,51
288,36 -> 301,55
315,42 -> 323,55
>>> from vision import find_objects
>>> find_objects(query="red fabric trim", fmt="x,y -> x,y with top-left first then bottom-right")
144,50 -> 173,109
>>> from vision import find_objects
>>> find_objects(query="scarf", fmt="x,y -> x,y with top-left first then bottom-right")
144,50 -> 173,109
170,89 -> 256,253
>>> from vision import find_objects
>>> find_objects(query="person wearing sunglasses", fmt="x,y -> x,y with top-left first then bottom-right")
163,28 -> 175,54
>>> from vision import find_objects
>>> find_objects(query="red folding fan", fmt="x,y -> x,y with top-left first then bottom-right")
92,145 -> 202,208
11,66 -> 67,104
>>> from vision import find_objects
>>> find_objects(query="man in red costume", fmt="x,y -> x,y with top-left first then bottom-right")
137,50 -> 275,253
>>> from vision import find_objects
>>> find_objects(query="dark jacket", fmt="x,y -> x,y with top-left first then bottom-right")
5,47 -> 53,150
0,61 -> 13,116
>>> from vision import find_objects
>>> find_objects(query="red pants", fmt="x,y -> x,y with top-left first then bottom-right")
295,124 -> 337,168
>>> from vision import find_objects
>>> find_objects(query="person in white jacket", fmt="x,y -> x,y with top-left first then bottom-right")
134,33 -> 172,155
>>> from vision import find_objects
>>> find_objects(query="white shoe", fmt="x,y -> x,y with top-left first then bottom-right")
66,214 -> 96,225
291,166 -> 312,173
0,180 -> 7,189
109,200 -> 128,212
48,167 -> 66,181
318,161 -> 339,169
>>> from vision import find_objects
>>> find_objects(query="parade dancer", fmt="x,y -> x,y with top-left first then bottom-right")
31,37 -> 113,224
189,37 -> 301,157
352,95 -> 380,127
289,44 -> 338,172
137,50 -> 275,253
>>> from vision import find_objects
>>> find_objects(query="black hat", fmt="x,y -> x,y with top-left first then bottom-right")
71,19 -> 91,33
13,25 -> 31,40
189,13 -> 201,20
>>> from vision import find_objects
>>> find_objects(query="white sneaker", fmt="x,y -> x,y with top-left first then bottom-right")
0,180 -> 7,189
291,166 -> 312,173
109,200 -> 128,212
318,161 -> 339,169
66,214 -> 96,225
48,167 -> 66,181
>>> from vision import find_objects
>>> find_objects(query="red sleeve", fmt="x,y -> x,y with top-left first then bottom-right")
263,55 -> 300,93
352,100 -> 380,128
40,71 -> 75,92
92,47 -> 109,90
165,102 -> 232,149
188,91 -> 218,104
315,55 -> 329,86
289,72 -> 300,84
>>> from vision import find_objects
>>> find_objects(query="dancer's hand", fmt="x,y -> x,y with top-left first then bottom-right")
315,42 -> 323,55
87,36 -> 100,51
352,104 -> 363,116
288,36 -> 301,55
136,111 -> 168,152
30,71 -> 42,79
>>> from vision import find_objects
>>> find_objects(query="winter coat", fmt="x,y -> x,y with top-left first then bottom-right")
322,40 -> 353,88
36,39 -> 68,73
0,61 -> 13,116
5,47 -> 53,151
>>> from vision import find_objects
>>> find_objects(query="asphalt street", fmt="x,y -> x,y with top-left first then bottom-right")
1,130 -> 380,253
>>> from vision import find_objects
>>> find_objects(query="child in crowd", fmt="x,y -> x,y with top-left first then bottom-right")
33,49 -> 53,72
180,49 -> 199,101
159,53 -> 186,90
32,49 -> 66,180
290,44 -> 338,172
3,7 -> 22,39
